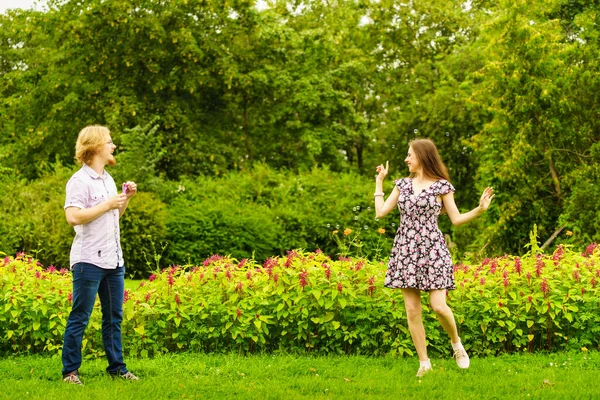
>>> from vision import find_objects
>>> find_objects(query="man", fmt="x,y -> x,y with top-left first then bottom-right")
62,125 -> 139,384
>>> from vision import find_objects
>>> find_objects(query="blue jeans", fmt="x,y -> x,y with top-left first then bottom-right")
62,262 -> 128,376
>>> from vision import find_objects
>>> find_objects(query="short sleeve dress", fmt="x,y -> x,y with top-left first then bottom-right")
383,178 -> 456,291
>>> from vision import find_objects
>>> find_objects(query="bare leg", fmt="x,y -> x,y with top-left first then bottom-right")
428,289 -> 459,343
401,288 -> 428,361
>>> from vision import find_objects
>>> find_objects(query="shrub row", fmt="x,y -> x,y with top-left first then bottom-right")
0,163 -> 397,277
1,244 -> 599,358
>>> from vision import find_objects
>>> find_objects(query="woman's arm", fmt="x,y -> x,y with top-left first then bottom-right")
374,161 -> 401,218
375,186 -> 400,218
442,187 -> 495,226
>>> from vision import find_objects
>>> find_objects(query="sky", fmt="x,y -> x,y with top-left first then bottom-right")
0,0 -> 45,13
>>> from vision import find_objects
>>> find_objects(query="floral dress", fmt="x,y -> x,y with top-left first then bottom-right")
384,178 -> 456,291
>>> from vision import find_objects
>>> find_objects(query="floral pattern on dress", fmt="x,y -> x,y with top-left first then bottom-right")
384,178 -> 456,291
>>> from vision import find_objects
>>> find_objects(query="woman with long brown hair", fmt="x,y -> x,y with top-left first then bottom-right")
374,138 -> 494,377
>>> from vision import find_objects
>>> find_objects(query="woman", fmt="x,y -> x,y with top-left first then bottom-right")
374,138 -> 494,377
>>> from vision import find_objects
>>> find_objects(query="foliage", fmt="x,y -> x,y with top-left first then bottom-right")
162,164 -> 395,267
2,246 -> 599,358
1,0 -> 600,260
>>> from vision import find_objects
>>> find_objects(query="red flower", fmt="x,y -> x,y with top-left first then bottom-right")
203,254 -> 223,266
337,282 -> 343,293
148,274 -> 157,282
514,257 -> 522,274
237,308 -> 242,318
123,290 -> 130,303
299,270 -> 309,289
498,301 -> 503,307
273,273 -> 279,284
581,287 -> 586,295
527,296 -> 532,303
35,271 -> 41,279
480,277 -> 486,285
236,282 -> 244,293
573,269 -> 580,282
503,278 -> 509,288
323,263 -> 331,280
246,271 -> 252,280
68,292 -> 73,303
583,242 -> 597,257
490,259 -> 498,274
591,277 -> 597,288
175,294 -> 181,305
535,256 -> 544,277
540,279 -> 549,295
145,293 -> 152,302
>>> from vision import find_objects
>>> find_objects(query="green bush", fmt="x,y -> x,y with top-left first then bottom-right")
0,165 -> 75,269
162,164 -> 396,265
1,246 -> 599,357
0,164 -> 168,275
119,192 -> 168,278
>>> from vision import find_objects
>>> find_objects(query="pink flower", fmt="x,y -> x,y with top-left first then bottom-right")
46,265 -> 57,274
315,249 -> 322,254
123,290 -> 130,303
236,282 -> 244,293
583,242 -> 597,257
59,268 -> 68,274
503,278 -> 509,288
225,269 -> 231,280
337,282 -> 343,293
148,274 -> 157,282
299,270 -> 309,289
490,259 -> 498,274
263,258 -> 277,276
323,263 -> 331,280
540,279 -> 549,295
535,256 -> 544,277
573,269 -> 580,282
273,273 -> 279,284
514,257 -> 522,274
145,293 -> 152,302
480,277 -> 485,285
591,277 -> 597,288
68,292 -> 73,303
35,271 -> 41,279
203,254 -> 223,266
246,271 -> 252,280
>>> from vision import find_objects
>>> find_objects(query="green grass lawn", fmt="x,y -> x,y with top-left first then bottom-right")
1,351 -> 599,399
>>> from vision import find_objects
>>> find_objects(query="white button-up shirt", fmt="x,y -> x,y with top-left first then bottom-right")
64,164 -> 124,269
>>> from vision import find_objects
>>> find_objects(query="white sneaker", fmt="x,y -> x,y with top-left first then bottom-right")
416,365 -> 432,377
453,347 -> 470,369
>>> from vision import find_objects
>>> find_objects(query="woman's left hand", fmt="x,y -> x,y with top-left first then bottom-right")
479,187 -> 495,211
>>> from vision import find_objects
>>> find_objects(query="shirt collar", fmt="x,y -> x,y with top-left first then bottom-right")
82,164 -> 107,180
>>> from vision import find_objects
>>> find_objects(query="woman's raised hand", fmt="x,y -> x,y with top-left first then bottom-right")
479,187 -> 495,211
376,161 -> 389,182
